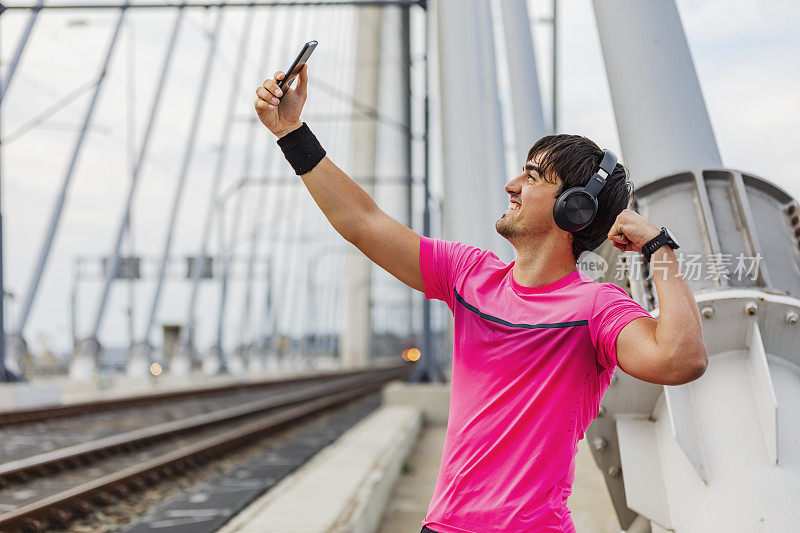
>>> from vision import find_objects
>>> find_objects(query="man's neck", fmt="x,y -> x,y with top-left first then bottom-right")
511,236 -> 576,288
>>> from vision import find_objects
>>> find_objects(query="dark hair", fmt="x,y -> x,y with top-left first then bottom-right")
527,134 -> 633,261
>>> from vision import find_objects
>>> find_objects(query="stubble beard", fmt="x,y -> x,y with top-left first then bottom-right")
496,212 -> 521,239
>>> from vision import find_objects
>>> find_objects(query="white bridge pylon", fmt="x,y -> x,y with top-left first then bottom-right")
586,0 -> 800,531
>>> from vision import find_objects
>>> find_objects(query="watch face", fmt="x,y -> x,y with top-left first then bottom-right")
664,227 -> 680,248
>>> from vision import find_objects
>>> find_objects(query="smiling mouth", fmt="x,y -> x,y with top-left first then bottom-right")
506,202 -> 521,212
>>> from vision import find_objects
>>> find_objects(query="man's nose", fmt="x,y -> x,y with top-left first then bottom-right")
505,175 -> 521,195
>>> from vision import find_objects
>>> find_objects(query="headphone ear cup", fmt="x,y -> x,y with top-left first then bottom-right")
553,188 -> 598,232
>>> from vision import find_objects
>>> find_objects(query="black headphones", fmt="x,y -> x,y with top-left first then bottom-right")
552,149 -> 618,233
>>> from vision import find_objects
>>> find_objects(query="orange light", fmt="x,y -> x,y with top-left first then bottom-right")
406,348 -> 421,362
150,362 -> 163,376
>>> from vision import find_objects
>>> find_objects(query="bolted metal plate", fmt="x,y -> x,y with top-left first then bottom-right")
586,288 -> 800,530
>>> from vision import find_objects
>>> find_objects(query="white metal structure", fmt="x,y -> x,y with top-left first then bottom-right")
436,0 -> 509,256
589,1 -> 800,531
593,0 -> 721,187
499,0 -> 547,165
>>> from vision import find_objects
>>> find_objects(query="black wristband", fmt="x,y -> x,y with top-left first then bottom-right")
276,122 -> 326,175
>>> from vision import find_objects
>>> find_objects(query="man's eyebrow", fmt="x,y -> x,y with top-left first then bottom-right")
524,162 -> 540,173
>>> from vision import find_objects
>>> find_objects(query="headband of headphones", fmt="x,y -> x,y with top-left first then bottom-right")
583,150 -> 618,198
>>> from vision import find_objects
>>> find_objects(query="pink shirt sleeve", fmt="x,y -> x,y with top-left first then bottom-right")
419,236 -> 484,310
589,283 -> 652,370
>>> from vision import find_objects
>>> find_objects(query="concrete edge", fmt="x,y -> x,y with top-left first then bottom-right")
217,404 -> 423,533
382,380 -> 451,426
330,406 -> 423,533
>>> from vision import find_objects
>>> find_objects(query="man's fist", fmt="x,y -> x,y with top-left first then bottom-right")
607,208 -> 661,253
255,63 -> 308,138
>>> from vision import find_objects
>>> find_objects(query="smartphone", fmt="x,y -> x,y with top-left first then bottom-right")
278,40 -> 317,91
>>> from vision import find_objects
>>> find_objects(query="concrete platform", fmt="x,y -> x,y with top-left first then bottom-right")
218,404 -> 422,532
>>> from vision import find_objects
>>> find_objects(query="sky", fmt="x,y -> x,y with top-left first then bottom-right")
1,0 -> 799,356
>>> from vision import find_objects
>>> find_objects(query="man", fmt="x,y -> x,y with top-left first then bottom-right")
255,64 -> 707,532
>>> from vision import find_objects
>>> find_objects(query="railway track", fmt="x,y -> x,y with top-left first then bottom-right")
0,365 -> 393,428
0,367 -> 396,465
0,364 -> 411,532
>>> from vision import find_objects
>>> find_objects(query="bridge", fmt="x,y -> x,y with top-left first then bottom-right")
0,1 -> 798,531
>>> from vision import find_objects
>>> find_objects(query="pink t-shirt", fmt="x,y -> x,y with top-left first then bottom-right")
419,236 -> 652,533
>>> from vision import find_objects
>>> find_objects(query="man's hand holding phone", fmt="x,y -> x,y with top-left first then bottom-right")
254,63 -> 308,138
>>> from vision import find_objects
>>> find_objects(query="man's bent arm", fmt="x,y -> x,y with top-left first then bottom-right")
616,246 -> 708,385
608,209 -> 708,385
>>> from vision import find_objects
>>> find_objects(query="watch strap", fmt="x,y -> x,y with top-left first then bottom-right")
642,227 -> 669,262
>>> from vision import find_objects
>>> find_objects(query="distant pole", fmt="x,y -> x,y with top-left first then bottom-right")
215,178 -> 247,371
409,0 -> 443,383
70,259 -> 79,348
238,174 -> 268,358
260,246 -> 274,365
552,0 -> 557,133
125,17 -> 137,355
419,84 -> 435,380
400,4 -> 414,346
0,11 -> 6,381
0,72 -> 6,381
0,223 -> 7,380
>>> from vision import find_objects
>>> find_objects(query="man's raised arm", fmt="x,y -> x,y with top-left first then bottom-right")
254,64 -> 424,293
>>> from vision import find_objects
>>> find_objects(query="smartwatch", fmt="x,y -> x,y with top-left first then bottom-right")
642,226 -> 680,262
